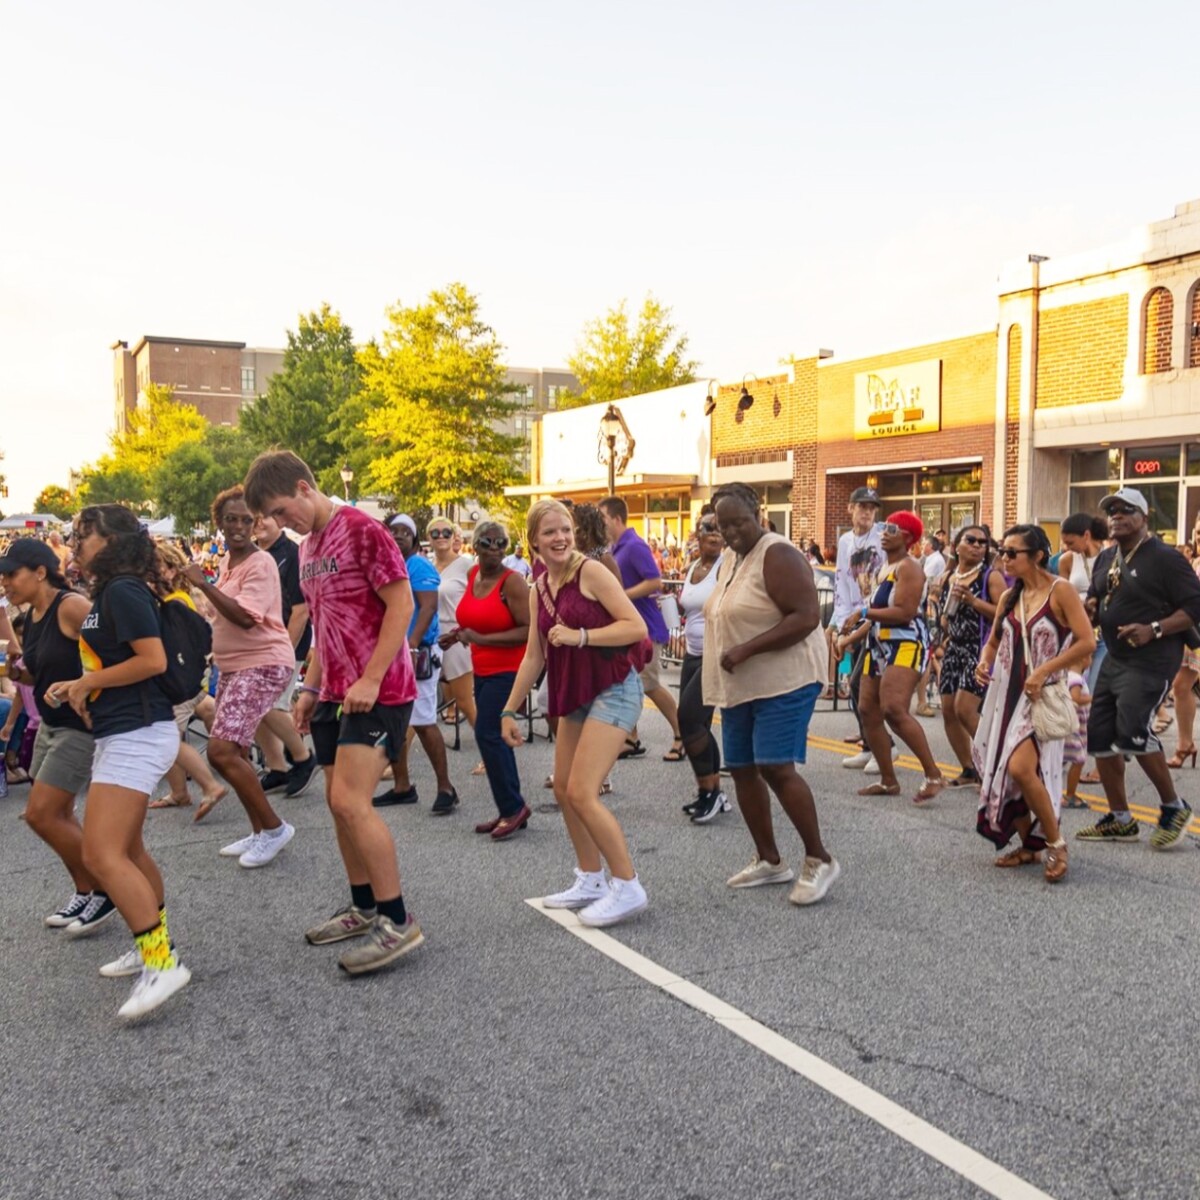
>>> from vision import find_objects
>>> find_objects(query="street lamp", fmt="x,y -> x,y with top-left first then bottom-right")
339,463 -> 354,502
599,404 -> 624,495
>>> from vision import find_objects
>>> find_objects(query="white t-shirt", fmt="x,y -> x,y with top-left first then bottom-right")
922,551 -> 947,582
833,526 -> 885,627
680,555 -> 723,657
502,554 -> 532,579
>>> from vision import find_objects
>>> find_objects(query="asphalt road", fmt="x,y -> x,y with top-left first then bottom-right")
2,679 -> 1198,1200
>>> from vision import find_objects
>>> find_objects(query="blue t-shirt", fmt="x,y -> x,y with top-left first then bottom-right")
404,552 -> 441,645
612,528 -> 668,644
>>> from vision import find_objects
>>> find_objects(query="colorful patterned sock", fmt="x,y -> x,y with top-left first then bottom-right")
135,920 -> 177,972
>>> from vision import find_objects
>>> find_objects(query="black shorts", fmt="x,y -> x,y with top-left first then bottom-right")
1086,657 -> 1172,758
310,700 -> 414,767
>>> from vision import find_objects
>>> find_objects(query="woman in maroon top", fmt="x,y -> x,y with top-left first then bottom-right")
501,500 -> 650,928
440,521 -> 531,839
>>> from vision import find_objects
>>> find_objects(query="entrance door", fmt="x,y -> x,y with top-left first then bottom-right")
1184,485 -> 1200,548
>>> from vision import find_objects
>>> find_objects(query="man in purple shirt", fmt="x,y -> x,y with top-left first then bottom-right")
600,497 -> 683,761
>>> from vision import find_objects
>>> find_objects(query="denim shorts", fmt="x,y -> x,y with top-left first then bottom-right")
91,721 -> 180,796
721,683 -> 821,769
564,670 -> 644,734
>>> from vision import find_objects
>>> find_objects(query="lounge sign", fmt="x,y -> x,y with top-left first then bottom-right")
854,360 -> 942,440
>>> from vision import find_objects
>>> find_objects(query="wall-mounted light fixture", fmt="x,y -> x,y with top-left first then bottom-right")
970,464 -> 983,485
772,389 -> 781,418
735,374 -> 756,424
703,380 -> 718,417
865,473 -> 878,490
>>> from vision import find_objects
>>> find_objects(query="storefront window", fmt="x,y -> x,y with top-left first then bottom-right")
1141,482 -> 1179,544
1068,484 -> 1117,516
1124,444 -> 1181,480
1186,444 -> 1200,477
1070,449 -> 1121,482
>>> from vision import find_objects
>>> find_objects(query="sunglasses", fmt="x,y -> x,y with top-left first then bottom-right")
997,547 -> 1033,560
476,536 -> 509,551
697,523 -> 719,535
428,529 -> 454,539
883,522 -> 901,535
960,535 -> 987,546
1106,505 -> 1139,517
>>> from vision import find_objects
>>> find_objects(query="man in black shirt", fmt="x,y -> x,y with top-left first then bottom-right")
254,516 -> 316,797
1079,488 -> 1200,849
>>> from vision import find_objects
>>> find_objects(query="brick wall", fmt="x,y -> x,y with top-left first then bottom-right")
1004,324 -> 1021,530
791,359 -> 818,541
1142,287 -> 1174,374
1191,283 -> 1200,368
1035,295 -> 1127,407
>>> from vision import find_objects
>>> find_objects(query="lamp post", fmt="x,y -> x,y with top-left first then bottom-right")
339,463 -> 354,503
599,405 -> 622,495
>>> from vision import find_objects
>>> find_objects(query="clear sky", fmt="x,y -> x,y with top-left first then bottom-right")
2,0 -> 1197,510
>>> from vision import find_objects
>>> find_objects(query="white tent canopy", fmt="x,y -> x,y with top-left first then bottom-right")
0,513 -> 64,530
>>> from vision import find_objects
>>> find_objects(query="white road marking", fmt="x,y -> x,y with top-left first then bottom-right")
527,899 -> 1055,1200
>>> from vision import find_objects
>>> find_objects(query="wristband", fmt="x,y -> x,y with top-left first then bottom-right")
298,685 -> 320,696
500,710 -> 519,720
579,627 -> 589,647
861,604 -> 870,620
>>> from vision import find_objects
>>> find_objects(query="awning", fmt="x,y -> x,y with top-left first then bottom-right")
504,473 -> 698,499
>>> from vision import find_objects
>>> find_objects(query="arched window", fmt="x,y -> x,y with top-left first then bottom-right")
1141,287 -> 1174,374
1189,280 -> 1200,369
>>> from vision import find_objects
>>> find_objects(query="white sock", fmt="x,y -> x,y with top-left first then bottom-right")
1114,811 -> 1134,824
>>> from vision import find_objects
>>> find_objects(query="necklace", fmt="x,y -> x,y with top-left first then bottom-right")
952,562 -> 983,582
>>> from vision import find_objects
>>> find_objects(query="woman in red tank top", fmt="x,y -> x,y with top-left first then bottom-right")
501,500 -> 651,929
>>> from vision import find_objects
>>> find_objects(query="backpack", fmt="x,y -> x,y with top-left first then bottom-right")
156,597 -> 213,704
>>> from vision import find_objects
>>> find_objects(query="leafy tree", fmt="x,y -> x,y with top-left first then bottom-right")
76,463 -> 152,512
353,283 -> 522,511
239,304 -> 361,487
562,294 -> 698,408
33,485 -> 75,519
153,442 -> 237,534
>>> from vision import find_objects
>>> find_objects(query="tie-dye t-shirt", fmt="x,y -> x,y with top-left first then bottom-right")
299,505 -> 417,706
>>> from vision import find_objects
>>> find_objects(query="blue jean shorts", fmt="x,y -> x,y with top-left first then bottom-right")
720,683 -> 821,769
564,669 -> 644,734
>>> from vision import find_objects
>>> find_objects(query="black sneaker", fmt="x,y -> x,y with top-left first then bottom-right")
1150,802 -> 1193,851
373,785 -> 418,808
682,793 -> 701,816
431,789 -> 460,816
63,893 -> 118,939
1075,812 -> 1140,842
45,891 -> 91,928
948,768 -> 981,788
691,788 -> 730,825
285,755 -> 317,798
259,769 -> 289,795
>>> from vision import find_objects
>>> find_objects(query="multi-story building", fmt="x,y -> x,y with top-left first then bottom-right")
502,366 -> 581,477
111,336 -> 284,431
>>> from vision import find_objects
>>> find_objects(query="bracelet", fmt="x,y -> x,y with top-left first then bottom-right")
500,710 -> 519,720
861,604 -> 870,620
298,685 -> 320,696
579,627 -> 589,648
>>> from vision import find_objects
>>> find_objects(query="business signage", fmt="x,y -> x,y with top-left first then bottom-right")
854,360 -> 942,441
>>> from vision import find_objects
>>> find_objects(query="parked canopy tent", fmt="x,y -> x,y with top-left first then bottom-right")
145,517 -> 176,537
0,513 -> 62,530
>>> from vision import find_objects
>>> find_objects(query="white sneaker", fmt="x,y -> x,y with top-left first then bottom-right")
841,750 -> 871,770
726,856 -> 795,889
118,963 -> 192,1020
542,868 -> 608,910
789,856 -> 842,906
100,947 -> 143,978
577,876 -> 648,928
219,833 -> 257,858
238,822 -> 295,868
862,756 -> 880,775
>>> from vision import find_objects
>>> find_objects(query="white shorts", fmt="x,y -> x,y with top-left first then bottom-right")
273,663 -> 302,711
440,641 -> 473,683
91,721 -> 180,796
411,663 -> 442,727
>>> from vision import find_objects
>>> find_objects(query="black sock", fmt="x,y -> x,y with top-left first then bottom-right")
350,883 -> 377,913
377,895 -> 407,926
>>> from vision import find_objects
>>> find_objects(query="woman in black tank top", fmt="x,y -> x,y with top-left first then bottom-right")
0,539 -> 98,929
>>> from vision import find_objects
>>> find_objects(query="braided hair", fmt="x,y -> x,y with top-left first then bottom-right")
712,482 -> 760,514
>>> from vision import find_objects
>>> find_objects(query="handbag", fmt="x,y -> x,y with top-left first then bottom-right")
412,645 -> 440,682
1018,589 -> 1076,741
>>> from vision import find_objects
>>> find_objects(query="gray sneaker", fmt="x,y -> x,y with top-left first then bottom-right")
726,856 -> 794,889
304,905 -> 374,945
338,914 -> 424,976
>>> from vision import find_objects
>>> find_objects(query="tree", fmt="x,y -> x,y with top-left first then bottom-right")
153,442 -> 236,534
33,485 -> 75,520
239,304 -> 361,487
562,294 -> 699,408
352,283 -> 523,511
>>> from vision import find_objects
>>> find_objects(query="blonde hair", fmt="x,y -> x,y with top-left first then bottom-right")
153,540 -> 196,600
527,499 -> 585,585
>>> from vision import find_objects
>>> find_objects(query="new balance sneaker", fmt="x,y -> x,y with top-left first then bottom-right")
1075,813 -> 1141,842
284,755 -> 317,798
542,869 -> 608,910
431,789 -> 460,816
219,833 -> 258,858
1150,803 -> 1193,851
45,891 -> 90,928
841,750 -> 872,770
726,856 -> 795,889
63,893 -> 117,939
789,857 -> 842,906
338,914 -> 424,976
577,876 -> 648,928
100,947 -> 144,978
305,905 -> 374,945
238,822 -> 295,868
258,768 -> 289,795
691,788 -> 730,824
118,963 -> 192,1020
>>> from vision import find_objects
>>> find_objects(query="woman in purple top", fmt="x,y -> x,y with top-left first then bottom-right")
501,499 -> 651,929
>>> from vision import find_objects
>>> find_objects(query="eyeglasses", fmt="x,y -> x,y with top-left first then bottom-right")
997,547 -> 1033,560
960,535 -> 987,546
475,537 -> 508,551
428,529 -> 454,540
1106,505 -> 1139,517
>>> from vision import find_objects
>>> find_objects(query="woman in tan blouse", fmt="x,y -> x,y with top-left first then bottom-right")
703,483 -> 840,907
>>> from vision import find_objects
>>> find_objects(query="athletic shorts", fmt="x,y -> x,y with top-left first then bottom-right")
1087,656 -> 1172,758
211,663 -> 295,748
91,721 -> 179,795
30,724 -> 94,795
863,637 -> 927,678
272,663 -> 302,712
720,683 -> 821,769
563,669 -> 643,734
639,648 -> 664,692
310,700 -> 414,767
440,640 -> 472,683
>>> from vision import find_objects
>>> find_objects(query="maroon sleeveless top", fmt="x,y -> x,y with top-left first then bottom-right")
535,569 -> 648,717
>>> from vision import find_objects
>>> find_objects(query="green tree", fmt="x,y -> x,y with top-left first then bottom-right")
239,304 -> 361,485
353,283 -> 522,511
33,484 -> 75,519
153,442 -> 237,534
562,294 -> 698,408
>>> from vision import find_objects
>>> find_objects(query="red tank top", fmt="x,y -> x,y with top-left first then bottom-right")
455,566 -> 527,676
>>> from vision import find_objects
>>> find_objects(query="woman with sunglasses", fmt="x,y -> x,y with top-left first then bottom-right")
973,525 -> 1094,882
937,526 -> 1004,787
427,518 -> 480,766
677,508 -> 729,824
444,521 -> 532,838
838,511 -> 944,803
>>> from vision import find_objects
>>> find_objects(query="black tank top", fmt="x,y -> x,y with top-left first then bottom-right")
21,590 -> 89,733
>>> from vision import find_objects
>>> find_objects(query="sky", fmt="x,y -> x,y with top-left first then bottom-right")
2,0 -> 1198,511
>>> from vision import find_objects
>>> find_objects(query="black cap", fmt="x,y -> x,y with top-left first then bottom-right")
849,486 -> 881,506
0,537 -> 60,575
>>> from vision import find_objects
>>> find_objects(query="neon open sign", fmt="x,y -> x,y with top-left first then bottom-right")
1133,459 -> 1162,475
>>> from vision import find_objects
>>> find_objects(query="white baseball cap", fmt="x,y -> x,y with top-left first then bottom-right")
1099,488 -> 1149,515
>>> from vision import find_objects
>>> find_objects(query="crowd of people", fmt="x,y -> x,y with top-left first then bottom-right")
3,461 -> 1200,1021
